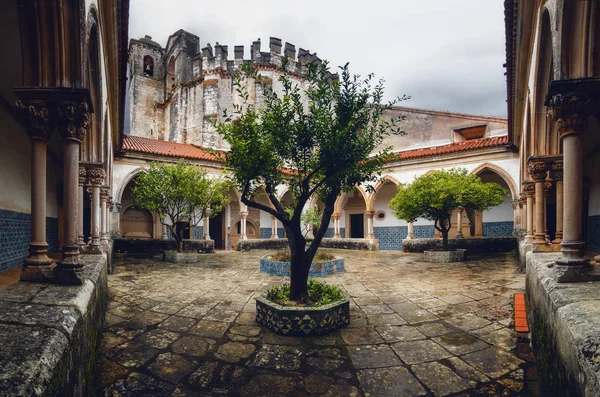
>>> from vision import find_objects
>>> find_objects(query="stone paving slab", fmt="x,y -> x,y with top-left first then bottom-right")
94,250 -> 537,396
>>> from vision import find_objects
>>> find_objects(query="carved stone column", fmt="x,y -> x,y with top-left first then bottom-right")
543,181 -> 552,243
85,167 -> 104,254
519,194 -> 526,231
546,78 -> 600,281
528,158 -> 549,245
332,213 -> 341,238
550,160 -> 564,243
474,211 -> 483,237
456,209 -> 464,238
240,211 -> 248,240
78,166 -> 87,246
407,221 -> 415,239
271,215 -> 277,239
523,181 -> 535,242
14,97 -> 55,282
100,186 -> 110,245
366,211 -> 375,239
112,202 -> 122,238
55,89 -> 93,285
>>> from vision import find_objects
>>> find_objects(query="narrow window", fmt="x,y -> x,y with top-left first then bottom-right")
143,55 -> 154,77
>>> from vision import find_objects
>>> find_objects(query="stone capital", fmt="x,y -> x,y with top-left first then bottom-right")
527,158 -> 549,182
511,200 -> 520,210
86,167 -> 105,187
550,160 -> 564,181
522,181 -> 535,198
111,202 -> 122,212
14,100 -> 54,140
545,78 -> 600,138
100,186 -> 110,202
365,211 -> 375,217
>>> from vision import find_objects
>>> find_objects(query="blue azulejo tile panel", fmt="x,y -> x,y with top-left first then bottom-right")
374,226 -> 408,250
0,209 -> 60,272
277,228 -> 285,238
192,226 -> 204,240
46,217 -> 59,254
324,228 -> 346,239
483,221 -> 514,237
260,228 -> 272,239
588,215 -> 600,253
414,225 -> 435,239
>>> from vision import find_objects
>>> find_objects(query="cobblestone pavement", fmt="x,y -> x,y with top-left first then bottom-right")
94,250 -> 538,396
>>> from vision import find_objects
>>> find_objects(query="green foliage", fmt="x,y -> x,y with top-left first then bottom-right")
132,161 -> 230,249
389,168 -> 506,248
215,58 -> 408,300
268,250 -> 336,262
266,279 -> 345,307
301,206 -> 322,236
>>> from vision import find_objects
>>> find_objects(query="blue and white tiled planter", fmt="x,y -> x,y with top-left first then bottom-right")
259,255 -> 345,277
256,295 -> 350,336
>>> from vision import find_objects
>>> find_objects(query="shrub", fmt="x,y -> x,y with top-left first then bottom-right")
266,279 -> 345,307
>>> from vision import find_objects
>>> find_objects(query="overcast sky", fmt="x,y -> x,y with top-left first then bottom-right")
129,0 -> 507,118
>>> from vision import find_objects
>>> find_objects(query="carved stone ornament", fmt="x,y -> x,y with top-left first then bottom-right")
100,186 -> 110,202
546,94 -> 592,138
78,166 -> 87,186
522,182 -> 535,197
550,160 -> 564,181
543,181 -> 552,195
57,101 -> 91,141
86,168 -> 105,187
527,160 -> 549,182
15,101 -> 54,140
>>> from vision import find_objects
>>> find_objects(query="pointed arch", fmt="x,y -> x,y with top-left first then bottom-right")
470,163 -> 519,200
367,176 -> 400,211
334,185 -> 369,213
115,167 -> 147,204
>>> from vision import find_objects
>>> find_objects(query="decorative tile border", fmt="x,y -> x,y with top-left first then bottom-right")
192,226 -> 204,240
259,255 -> 345,277
256,295 -> 350,336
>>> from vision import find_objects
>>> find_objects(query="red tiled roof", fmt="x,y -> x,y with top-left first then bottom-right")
391,136 -> 510,161
122,135 -> 223,163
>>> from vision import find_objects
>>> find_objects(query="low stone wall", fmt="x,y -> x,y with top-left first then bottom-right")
423,249 -> 467,263
307,238 -> 378,251
236,238 -> 288,252
527,252 -> 600,397
0,254 -> 108,396
402,237 -> 517,253
113,238 -> 213,257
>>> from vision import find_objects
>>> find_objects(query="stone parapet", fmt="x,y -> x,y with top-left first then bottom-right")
402,237 -> 517,253
113,238 -> 213,257
307,238 -> 378,251
526,252 -> 600,397
0,254 -> 107,396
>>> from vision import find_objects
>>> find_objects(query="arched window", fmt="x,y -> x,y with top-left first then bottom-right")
167,56 -> 176,88
143,55 -> 154,77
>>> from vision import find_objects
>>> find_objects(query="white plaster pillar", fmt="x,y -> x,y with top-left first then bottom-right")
333,213 -> 341,238
366,211 -> 375,239
456,208 -> 464,238
271,215 -> 277,238
162,224 -> 168,240
407,221 -> 415,239
204,216 -> 210,240
241,211 -> 248,240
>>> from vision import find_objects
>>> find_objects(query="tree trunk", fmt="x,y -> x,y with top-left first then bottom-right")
288,227 -> 311,301
442,230 -> 449,250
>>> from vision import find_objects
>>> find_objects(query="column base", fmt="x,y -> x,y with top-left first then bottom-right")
456,232 -> 464,239
333,234 -> 341,239
524,235 -> 534,243
21,242 -> 56,282
82,244 -> 103,255
77,236 -> 86,246
56,244 -> 84,285
552,232 -> 563,244
270,234 -> 277,239
553,260 -> 600,283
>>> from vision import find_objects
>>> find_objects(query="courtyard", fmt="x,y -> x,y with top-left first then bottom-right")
94,250 -> 537,396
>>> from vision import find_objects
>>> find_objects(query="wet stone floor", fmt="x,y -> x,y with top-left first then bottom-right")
94,250 -> 539,396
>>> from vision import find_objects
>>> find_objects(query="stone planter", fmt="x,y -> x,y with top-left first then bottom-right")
259,255 -> 345,277
163,251 -> 207,263
423,249 -> 467,263
256,295 -> 350,336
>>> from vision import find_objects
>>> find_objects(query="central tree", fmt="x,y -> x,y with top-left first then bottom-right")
217,61 -> 406,300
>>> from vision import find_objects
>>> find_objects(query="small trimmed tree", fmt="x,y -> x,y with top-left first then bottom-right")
132,161 -> 230,252
216,61 -> 407,301
389,168 -> 506,250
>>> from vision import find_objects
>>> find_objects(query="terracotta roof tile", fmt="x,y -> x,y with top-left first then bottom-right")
392,136 -> 509,161
122,135 -> 223,163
